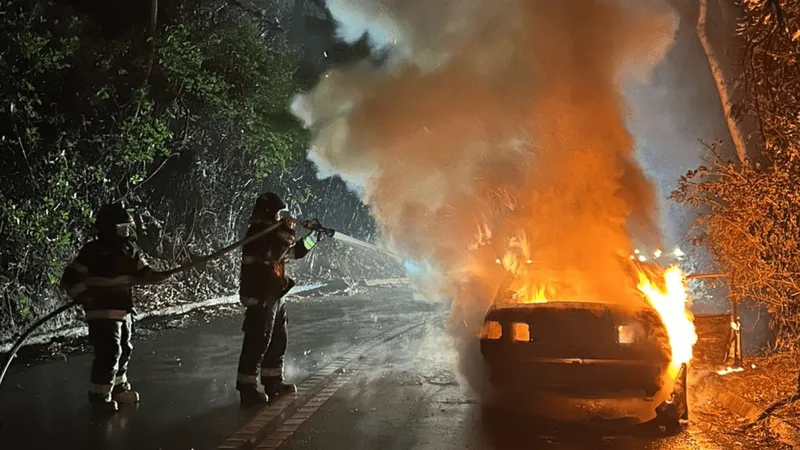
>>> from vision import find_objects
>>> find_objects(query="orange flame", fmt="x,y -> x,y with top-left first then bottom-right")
513,284 -> 549,304
636,265 -> 697,379
496,241 -> 697,382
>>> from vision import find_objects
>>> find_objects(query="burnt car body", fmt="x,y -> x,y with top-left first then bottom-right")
480,299 -> 688,429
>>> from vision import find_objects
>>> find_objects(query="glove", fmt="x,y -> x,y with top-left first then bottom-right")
302,232 -> 320,251
307,219 -> 334,238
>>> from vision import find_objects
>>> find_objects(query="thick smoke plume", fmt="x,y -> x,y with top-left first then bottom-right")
292,0 -> 678,398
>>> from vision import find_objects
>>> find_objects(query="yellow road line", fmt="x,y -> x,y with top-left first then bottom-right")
254,374 -> 356,449
217,316 -> 443,450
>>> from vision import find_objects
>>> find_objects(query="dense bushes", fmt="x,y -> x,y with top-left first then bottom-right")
0,0 -> 308,338
672,0 -> 800,348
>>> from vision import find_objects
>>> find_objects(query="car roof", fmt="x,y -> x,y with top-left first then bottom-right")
488,300 -> 653,314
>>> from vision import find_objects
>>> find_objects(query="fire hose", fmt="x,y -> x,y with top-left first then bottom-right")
0,218 -> 335,396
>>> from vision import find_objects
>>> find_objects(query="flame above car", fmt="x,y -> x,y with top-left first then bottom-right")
495,247 -> 697,385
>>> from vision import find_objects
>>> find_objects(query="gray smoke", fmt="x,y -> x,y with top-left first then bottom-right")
292,0 -> 679,397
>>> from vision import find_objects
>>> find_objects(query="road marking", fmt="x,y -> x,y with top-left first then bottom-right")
216,315 -> 444,450
255,350 -> 394,449
254,374 -> 355,449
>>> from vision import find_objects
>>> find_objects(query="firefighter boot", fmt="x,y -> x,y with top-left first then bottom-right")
239,386 -> 269,409
263,380 -> 297,400
113,381 -> 140,404
88,392 -> 119,413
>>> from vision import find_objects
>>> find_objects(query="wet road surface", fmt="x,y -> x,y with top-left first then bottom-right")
0,287 -> 743,449
1,286 -> 440,450
272,332 -> 718,450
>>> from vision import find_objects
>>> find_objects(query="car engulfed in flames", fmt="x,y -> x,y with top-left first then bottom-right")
479,263 -> 695,429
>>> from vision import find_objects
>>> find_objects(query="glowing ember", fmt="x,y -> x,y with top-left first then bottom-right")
716,366 -> 745,376
637,266 -> 697,380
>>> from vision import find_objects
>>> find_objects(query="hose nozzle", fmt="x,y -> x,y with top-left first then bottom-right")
298,218 -> 335,237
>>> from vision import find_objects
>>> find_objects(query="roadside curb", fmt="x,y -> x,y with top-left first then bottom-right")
0,278 -> 411,354
356,277 -> 409,287
703,373 -> 800,448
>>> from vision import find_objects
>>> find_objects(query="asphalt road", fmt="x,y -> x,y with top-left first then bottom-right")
273,339 -> 716,450
0,286 -> 755,449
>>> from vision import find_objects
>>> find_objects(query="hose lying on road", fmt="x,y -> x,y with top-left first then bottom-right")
0,219 -> 291,396
0,303 -> 76,399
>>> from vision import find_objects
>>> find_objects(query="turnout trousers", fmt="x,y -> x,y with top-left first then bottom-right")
87,315 -> 134,398
236,297 -> 288,390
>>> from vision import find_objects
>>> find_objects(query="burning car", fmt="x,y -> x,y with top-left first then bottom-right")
479,265 -> 692,430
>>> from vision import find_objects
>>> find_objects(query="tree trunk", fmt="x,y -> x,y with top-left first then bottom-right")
696,0 -> 747,164
143,0 -> 158,85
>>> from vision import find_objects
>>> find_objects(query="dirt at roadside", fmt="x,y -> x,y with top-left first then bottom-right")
692,398 -> 792,450
719,352 -> 800,429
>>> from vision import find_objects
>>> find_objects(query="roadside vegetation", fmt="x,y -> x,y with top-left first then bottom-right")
0,0 -> 308,338
673,0 -> 800,349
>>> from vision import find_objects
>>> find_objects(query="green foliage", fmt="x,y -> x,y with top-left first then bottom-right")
116,88 -> 174,184
158,24 -> 231,112
157,7 -> 307,177
1,1 -> 91,292
0,0 -> 307,333
18,296 -> 32,320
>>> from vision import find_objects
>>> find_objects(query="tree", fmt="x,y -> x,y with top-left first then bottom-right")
674,0 -> 800,348
696,0 -> 748,164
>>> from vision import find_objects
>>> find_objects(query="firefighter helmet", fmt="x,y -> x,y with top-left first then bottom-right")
249,192 -> 287,223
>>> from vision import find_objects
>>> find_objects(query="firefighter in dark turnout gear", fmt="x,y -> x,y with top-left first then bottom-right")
237,192 -> 323,408
60,202 -> 172,412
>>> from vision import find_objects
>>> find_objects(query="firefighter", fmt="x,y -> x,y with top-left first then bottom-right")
236,192 -> 324,408
60,202 -> 172,412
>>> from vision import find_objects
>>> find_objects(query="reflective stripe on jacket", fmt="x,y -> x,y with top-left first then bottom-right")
60,237 -> 149,318
238,221 -> 315,304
